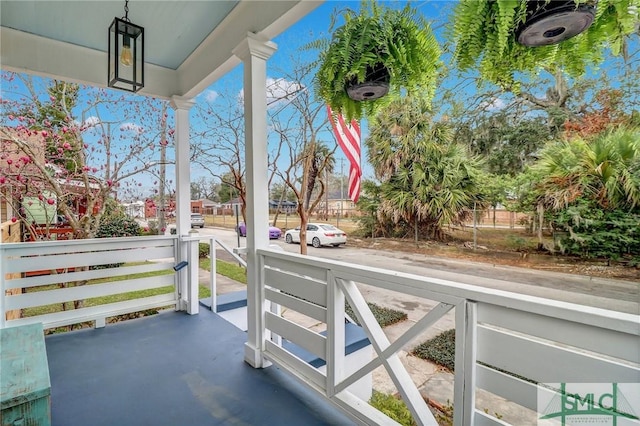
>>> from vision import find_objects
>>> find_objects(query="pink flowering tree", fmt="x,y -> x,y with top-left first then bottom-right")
0,73 -> 174,240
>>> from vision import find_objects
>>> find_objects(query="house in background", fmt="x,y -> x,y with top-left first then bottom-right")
268,199 -> 297,214
122,201 -> 145,219
220,197 -> 243,214
317,189 -> 359,217
0,127 -> 46,223
191,199 -> 219,215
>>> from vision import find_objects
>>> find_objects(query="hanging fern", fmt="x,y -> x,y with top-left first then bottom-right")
313,1 -> 441,122
450,0 -> 640,90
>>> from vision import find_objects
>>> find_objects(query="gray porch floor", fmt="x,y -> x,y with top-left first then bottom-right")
45,310 -> 355,426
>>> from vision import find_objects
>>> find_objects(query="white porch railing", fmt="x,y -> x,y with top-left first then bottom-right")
1,238 -> 637,425
256,248 -> 640,426
0,235 -> 201,330
180,233 -> 247,314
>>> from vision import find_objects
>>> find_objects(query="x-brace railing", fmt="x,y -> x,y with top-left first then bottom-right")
327,276 -> 472,426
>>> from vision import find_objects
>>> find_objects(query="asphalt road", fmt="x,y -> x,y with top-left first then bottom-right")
192,226 -> 639,314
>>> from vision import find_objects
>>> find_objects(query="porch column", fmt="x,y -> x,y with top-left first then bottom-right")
233,33 -> 276,368
170,96 -> 197,314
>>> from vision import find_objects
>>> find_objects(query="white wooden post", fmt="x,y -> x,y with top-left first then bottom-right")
210,237 -> 217,313
0,254 -> 5,329
232,33 -> 276,368
187,233 -> 199,315
454,300 -> 477,426
326,270 -> 345,397
170,96 -> 195,312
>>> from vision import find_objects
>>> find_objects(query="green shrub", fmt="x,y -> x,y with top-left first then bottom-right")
142,219 -> 159,235
412,329 -> 456,371
92,216 -> 141,269
346,302 -> 407,327
198,243 -> 210,259
369,391 -> 416,426
505,235 -> 528,251
552,204 -> 640,261
413,330 -> 537,387
96,215 -> 142,238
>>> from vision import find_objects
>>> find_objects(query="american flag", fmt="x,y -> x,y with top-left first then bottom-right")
327,106 -> 361,203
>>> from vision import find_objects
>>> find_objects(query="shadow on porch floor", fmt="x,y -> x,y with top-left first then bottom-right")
45,310 -> 354,425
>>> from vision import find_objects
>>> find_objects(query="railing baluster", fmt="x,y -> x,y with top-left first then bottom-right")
187,237 -> 199,314
454,300 -> 477,426
210,237 -> 217,313
326,269 -> 344,398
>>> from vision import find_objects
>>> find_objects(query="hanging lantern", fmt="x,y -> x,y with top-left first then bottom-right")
108,0 -> 144,92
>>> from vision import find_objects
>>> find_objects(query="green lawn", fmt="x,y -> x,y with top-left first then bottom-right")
21,259 -> 246,333
23,265 -> 174,318
199,258 -> 247,284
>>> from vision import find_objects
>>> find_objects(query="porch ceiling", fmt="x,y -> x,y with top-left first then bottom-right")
0,0 -> 322,99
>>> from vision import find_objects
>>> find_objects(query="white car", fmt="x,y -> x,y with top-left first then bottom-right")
284,223 -> 347,247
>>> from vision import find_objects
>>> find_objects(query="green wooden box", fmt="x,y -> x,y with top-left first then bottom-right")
1,323 -> 51,426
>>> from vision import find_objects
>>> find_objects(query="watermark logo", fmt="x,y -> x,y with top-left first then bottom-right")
538,383 -> 640,425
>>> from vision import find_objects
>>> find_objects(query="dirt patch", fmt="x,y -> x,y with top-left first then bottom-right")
348,229 -> 639,282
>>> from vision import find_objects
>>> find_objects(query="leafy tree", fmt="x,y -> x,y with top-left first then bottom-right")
459,112 -> 555,176
0,73 -> 171,240
190,176 -> 219,201
216,172 -> 241,205
563,88 -> 637,138
534,127 -> 640,259
366,96 -> 482,241
477,172 -> 516,228
536,128 -> 640,212
269,182 -> 297,203
271,58 -> 336,255
191,87 -> 285,224
355,179 -> 413,239
552,201 -> 640,260
0,74 -> 170,312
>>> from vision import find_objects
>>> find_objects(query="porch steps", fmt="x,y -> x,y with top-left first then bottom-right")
283,322 -> 370,368
200,292 -> 372,363
202,292 -> 373,400
199,290 -> 247,312
200,290 -> 249,331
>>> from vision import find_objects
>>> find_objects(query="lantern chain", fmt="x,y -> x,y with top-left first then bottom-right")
122,0 -> 130,22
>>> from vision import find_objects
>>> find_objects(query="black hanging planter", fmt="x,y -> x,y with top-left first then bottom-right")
346,63 -> 391,101
516,0 -> 596,47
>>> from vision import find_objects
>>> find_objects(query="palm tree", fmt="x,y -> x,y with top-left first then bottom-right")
303,141 -> 335,210
366,97 -> 482,240
533,127 -> 640,258
535,127 -> 640,211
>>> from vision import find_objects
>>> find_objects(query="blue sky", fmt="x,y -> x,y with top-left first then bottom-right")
193,1 -> 456,186
2,1 -> 637,200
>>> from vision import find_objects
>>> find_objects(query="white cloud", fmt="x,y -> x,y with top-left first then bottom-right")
120,122 -> 145,134
237,77 -> 306,110
83,116 -> 101,128
202,90 -> 219,103
480,97 -> 507,111
266,77 -> 305,106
